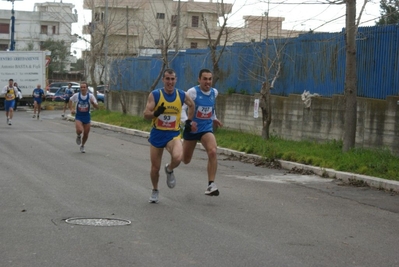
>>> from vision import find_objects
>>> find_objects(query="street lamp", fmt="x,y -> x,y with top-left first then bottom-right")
3,0 -> 23,51
74,33 -> 90,44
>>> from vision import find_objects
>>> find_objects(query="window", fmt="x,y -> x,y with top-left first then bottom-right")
156,13 -> 165,19
0,23 -> 9,34
41,25 -> 48,34
95,12 -> 104,22
37,6 -> 48,12
88,22 -> 95,34
190,42 -> 198,49
0,44 -> 8,51
171,15 -> 178,27
52,26 -> 57,35
191,16 -> 199,27
155,39 -> 164,46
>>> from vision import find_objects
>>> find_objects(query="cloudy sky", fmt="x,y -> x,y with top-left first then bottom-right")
227,0 -> 380,32
5,0 -> 381,55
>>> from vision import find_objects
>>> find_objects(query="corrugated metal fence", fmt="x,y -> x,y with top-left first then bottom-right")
110,25 -> 399,100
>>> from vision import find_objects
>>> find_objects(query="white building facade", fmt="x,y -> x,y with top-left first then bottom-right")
0,1 -> 78,69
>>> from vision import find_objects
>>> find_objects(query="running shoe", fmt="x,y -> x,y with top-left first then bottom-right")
76,135 -> 81,145
205,182 -> 219,196
149,189 -> 159,203
61,114 -> 65,118
80,146 -> 85,153
165,163 -> 176,188
8,119 -> 11,126
32,114 -> 36,118
37,114 -> 39,120
6,118 -> 9,124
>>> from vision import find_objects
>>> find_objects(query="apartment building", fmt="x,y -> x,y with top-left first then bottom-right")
83,0 -> 305,57
226,16 -> 304,44
0,1 -> 78,67
83,0 -> 233,56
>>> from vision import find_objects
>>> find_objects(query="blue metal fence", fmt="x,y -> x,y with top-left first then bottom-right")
110,25 -> 399,99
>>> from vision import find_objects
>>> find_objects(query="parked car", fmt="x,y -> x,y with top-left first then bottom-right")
52,85 -> 104,103
96,92 -> 104,103
45,86 -> 61,100
96,85 -> 109,94
46,81 -> 79,92
46,82 -> 79,100
96,85 -> 108,103
51,85 -> 80,102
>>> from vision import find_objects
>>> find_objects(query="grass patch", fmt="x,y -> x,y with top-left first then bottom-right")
91,110 -> 399,181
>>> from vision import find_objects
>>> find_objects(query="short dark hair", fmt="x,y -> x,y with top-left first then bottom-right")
80,81 -> 89,87
199,69 -> 212,78
163,68 -> 176,77
9,79 -> 13,81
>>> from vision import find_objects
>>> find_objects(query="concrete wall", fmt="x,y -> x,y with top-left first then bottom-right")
107,91 -> 399,155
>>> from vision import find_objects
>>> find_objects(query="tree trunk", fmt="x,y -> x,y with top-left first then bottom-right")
260,82 -> 271,139
150,63 -> 166,92
210,45 -> 220,86
118,91 -> 127,114
150,50 -> 169,92
343,0 -> 358,152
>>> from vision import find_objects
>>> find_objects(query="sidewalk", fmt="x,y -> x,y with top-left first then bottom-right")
68,116 -> 399,193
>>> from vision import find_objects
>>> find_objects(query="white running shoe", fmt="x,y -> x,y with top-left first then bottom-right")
32,114 -> 36,118
149,189 -> 159,203
80,146 -> 85,153
8,119 -> 11,126
205,182 -> 219,196
76,135 -> 81,145
165,164 -> 176,188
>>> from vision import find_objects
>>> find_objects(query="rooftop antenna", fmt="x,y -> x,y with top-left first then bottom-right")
3,0 -> 23,51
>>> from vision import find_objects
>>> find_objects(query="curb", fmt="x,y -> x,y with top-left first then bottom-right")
67,116 -> 399,193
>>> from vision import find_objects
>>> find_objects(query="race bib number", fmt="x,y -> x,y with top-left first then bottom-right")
156,115 -> 177,129
78,102 -> 89,112
196,106 -> 213,119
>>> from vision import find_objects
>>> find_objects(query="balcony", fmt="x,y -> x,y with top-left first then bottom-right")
184,2 -> 233,16
83,22 -> 139,36
184,28 -> 218,41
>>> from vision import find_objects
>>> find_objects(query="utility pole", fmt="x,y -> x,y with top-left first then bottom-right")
104,0 -> 109,110
126,6 -> 129,55
342,0 -> 357,152
175,0 -> 181,53
3,0 -> 22,51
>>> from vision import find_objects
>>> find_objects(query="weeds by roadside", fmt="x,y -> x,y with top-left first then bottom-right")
91,110 -> 399,181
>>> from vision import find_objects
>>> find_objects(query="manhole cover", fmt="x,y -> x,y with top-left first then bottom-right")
65,217 -> 131,226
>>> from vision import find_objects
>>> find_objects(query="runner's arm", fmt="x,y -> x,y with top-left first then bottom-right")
184,92 -> 195,121
143,93 -> 156,120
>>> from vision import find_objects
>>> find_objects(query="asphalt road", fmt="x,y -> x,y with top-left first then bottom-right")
1,109 -> 398,267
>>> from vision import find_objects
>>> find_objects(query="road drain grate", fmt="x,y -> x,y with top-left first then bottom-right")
65,217 -> 131,226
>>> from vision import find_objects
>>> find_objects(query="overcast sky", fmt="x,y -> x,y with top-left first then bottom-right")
5,0 -> 381,56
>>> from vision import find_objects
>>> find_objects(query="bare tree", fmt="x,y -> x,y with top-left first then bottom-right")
237,9 -> 289,140
259,40 -> 282,140
143,1 -> 180,91
84,0 -> 133,96
201,0 -> 235,86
